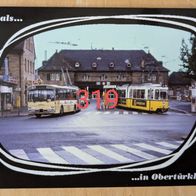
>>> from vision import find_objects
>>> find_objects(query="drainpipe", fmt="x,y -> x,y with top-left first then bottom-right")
19,54 -> 22,107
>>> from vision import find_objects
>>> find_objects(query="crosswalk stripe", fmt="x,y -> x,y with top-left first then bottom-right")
132,111 -> 138,115
114,111 -> 119,115
112,144 -> 157,160
62,146 -> 103,164
104,111 -> 110,114
135,143 -> 172,154
88,145 -> 133,162
176,141 -> 183,144
9,149 -> 29,160
83,112 -> 91,115
37,148 -> 68,164
124,111 -> 129,115
156,142 -> 179,149
95,111 -> 101,114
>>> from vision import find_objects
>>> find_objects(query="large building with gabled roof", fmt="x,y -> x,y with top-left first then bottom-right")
38,49 -> 169,92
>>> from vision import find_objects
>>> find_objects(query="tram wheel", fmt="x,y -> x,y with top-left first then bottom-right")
156,109 -> 163,114
35,114 -> 41,118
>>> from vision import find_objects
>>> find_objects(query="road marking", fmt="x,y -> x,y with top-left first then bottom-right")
95,111 -> 101,114
176,141 -> 184,144
112,144 -> 157,160
104,111 -> 110,115
9,149 -> 29,160
83,112 -> 91,115
132,111 -> 138,115
37,148 -> 68,164
114,111 -> 119,115
135,143 -> 172,154
123,111 -> 129,115
156,142 -> 179,149
62,146 -> 103,164
88,145 -> 133,162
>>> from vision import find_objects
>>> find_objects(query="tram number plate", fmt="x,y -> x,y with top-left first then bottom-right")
133,99 -> 147,107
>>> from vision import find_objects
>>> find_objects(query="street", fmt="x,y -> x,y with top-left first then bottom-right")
0,100 -> 195,165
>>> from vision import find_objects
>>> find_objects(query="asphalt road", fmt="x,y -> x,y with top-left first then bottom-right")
0,100 -> 195,165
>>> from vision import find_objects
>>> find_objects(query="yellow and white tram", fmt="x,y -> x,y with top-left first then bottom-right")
117,83 -> 169,113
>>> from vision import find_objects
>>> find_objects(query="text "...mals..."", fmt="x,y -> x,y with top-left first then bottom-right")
0,14 -> 23,22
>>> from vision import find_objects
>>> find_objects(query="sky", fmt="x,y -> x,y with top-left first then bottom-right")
34,24 -> 192,73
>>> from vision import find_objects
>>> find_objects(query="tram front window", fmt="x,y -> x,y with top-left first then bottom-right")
160,91 -> 168,99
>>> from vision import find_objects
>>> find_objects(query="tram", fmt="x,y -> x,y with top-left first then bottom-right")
116,83 -> 169,113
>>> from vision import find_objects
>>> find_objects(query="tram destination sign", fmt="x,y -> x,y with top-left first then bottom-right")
0,7 -> 196,189
132,99 -> 147,107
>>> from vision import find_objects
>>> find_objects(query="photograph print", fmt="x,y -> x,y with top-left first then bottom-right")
0,7 -> 195,188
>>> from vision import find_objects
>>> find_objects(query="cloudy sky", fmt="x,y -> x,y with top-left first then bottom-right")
34,24 -> 192,73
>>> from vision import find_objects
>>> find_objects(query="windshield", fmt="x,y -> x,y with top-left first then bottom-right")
28,89 -> 55,102
160,90 -> 168,99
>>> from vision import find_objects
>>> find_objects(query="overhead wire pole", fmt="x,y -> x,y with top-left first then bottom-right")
61,67 -> 68,85
48,40 -> 78,86
66,68 -> 72,86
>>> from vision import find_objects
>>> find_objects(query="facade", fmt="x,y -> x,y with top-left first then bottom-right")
0,37 -> 36,109
0,80 -> 16,111
38,50 -> 169,93
168,71 -> 191,100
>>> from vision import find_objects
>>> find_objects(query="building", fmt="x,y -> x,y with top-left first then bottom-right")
38,49 -> 169,93
168,71 -> 191,100
0,37 -> 36,109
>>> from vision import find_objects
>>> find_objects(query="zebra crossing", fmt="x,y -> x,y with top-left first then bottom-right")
8,140 -> 183,165
80,110 -> 191,116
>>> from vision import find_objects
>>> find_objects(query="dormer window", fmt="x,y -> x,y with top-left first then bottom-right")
125,59 -> 131,68
127,63 -> 132,68
75,62 -> 80,68
109,62 -> 115,68
92,62 -> 97,68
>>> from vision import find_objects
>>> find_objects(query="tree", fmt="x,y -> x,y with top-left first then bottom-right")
180,34 -> 196,79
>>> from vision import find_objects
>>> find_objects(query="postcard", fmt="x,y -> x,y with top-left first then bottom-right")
0,7 -> 195,188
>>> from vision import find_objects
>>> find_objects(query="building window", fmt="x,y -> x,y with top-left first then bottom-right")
125,59 -> 131,67
56,73 -> 60,81
83,74 -> 89,81
75,62 -> 80,68
92,62 -> 97,68
32,62 -> 34,74
30,61 -> 32,73
117,75 -> 121,80
25,59 -> 27,72
47,73 -> 50,81
27,60 -> 29,73
50,73 -> 56,81
127,63 -> 132,68
109,62 -> 115,68
152,74 -> 156,81
101,74 -> 107,81
96,57 -> 102,61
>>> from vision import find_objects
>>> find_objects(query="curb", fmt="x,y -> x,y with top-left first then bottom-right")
169,107 -> 189,114
0,113 -> 29,118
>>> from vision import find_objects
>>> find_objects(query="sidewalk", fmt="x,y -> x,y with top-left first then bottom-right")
0,107 -> 28,118
169,99 -> 192,114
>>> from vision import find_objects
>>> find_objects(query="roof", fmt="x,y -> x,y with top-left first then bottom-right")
38,49 -> 169,72
169,72 -> 191,85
